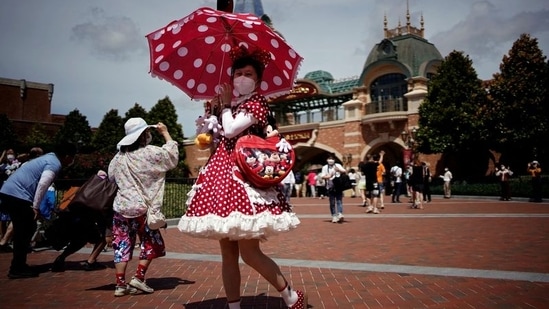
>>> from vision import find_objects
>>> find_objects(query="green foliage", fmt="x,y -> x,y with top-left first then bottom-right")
92,109 -> 124,153
430,176 -> 549,199
487,33 -> 549,164
124,103 -> 149,121
148,96 -> 188,177
24,123 -> 50,147
148,96 -> 185,144
418,50 -> 489,154
54,109 -> 92,150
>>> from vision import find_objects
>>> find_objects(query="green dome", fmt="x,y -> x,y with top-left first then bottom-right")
304,70 -> 334,83
361,34 -> 443,79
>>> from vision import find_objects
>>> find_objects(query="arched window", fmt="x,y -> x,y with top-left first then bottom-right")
369,73 -> 408,113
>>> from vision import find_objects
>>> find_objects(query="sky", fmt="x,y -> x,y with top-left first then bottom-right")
1,0 -> 548,137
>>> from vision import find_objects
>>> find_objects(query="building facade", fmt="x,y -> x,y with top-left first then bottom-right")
0,77 -> 65,147
183,5 -> 447,177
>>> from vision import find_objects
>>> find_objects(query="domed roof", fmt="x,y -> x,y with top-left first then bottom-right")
362,34 -> 443,78
304,70 -> 334,83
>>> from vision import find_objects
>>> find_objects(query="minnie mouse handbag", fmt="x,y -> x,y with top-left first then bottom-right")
234,134 -> 295,189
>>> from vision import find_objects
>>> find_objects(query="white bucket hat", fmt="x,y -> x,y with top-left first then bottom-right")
117,117 -> 156,149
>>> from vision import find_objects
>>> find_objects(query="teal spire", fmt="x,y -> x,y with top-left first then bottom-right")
234,0 -> 264,17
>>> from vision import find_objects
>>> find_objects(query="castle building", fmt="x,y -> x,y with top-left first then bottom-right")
184,0 -> 445,177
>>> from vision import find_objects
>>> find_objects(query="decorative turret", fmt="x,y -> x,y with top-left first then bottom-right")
384,0 -> 424,39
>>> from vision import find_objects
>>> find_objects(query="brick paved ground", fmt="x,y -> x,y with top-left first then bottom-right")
1,196 -> 548,308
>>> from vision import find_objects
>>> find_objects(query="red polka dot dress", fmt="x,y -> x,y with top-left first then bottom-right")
178,94 -> 301,240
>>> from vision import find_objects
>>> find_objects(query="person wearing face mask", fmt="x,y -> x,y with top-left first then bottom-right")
107,118 -> 178,297
0,143 -> 77,278
494,163 -> 513,201
1,149 -> 21,179
178,46 -> 307,309
321,155 -> 347,223
0,149 -> 18,252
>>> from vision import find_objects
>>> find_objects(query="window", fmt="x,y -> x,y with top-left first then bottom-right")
370,74 -> 408,113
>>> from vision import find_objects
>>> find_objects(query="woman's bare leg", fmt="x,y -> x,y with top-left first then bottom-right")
238,239 -> 286,290
219,238 -> 242,302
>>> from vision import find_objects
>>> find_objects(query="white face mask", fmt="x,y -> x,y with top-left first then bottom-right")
327,159 -> 335,165
233,76 -> 256,96
7,154 -> 15,161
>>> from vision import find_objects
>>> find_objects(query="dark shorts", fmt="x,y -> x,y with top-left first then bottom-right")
366,182 -> 381,198
412,184 -> 424,193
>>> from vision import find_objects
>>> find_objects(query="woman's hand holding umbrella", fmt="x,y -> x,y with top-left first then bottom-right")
211,83 -> 233,111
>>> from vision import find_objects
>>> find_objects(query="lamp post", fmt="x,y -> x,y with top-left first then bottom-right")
341,153 -> 353,168
401,127 -> 417,149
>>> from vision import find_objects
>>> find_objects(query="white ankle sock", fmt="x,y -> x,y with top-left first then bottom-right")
280,284 -> 298,306
228,300 -> 241,309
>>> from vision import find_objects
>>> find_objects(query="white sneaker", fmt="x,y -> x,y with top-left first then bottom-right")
373,208 -> 380,214
366,206 -> 374,213
129,276 -> 154,293
337,213 -> 344,222
114,284 -> 138,297
331,216 -> 339,223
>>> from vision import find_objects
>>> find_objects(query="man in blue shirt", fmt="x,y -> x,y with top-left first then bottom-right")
0,144 -> 76,279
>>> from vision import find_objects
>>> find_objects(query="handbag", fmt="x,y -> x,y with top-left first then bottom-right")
332,174 -> 353,192
69,174 -> 117,215
146,206 -> 166,230
234,134 -> 295,189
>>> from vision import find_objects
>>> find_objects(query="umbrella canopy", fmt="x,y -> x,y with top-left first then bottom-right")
146,7 -> 303,100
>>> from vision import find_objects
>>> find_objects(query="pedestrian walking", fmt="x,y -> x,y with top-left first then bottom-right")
177,49 -> 306,309
321,155 -> 346,223
306,170 -> 317,198
282,170 -> 295,204
390,163 -> 403,203
527,160 -> 542,202
439,167 -> 453,198
495,164 -> 513,201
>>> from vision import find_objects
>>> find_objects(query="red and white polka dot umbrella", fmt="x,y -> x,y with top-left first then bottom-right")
146,7 -> 303,100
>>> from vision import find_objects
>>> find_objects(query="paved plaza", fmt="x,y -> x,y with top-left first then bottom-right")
1,196 -> 548,308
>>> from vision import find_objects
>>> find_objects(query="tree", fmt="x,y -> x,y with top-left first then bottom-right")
124,103 -> 149,122
25,123 -> 51,150
148,96 -> 185,144
488,33 -> 549,166
148,96 -> 188,177
417,50 -> 489,154
54,109 -> 92,152
92,109 -> 124,153
0,113 -> 18,151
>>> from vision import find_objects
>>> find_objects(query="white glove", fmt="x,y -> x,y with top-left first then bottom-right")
276,138 -> 292,153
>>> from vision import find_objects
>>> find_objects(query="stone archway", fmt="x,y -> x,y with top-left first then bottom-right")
292,142 -> 340,172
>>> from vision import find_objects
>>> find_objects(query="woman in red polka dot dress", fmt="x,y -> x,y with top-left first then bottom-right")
178,47 -> 307,309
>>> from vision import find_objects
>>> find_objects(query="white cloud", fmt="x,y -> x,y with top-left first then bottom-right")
70,7 -> 146,61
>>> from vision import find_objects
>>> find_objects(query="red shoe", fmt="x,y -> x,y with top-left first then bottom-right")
289,290 -> 307,309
